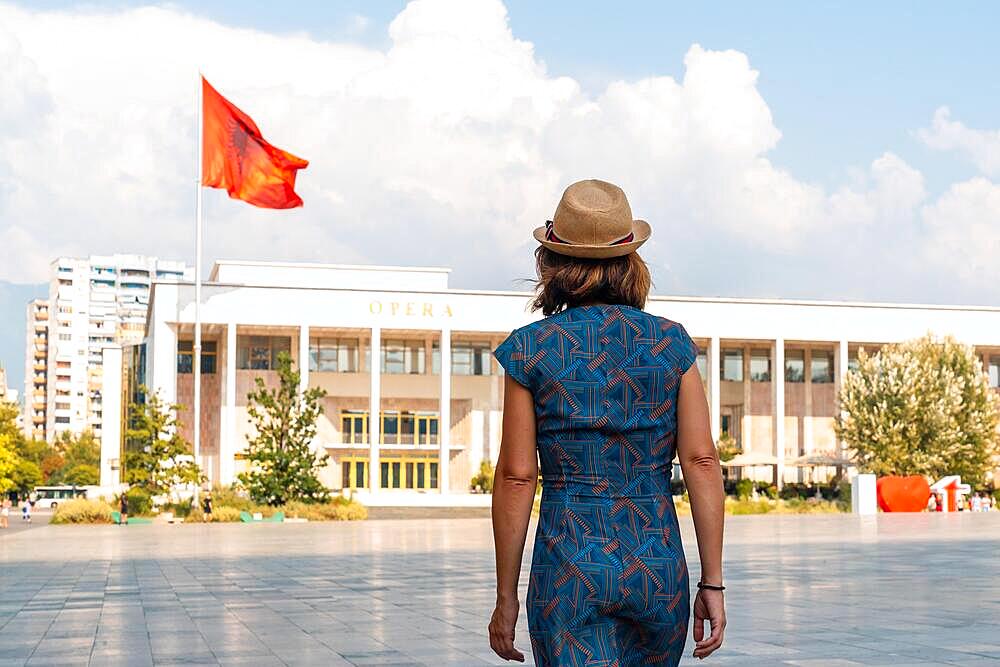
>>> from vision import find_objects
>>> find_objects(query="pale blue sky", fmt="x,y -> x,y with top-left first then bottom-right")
3,1 -> 1000,391
27,0 -> 1000,193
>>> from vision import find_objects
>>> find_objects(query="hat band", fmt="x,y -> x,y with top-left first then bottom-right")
545,220 -> 634,246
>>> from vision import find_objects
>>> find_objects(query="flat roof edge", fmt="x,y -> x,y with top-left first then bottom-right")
210,259 -> 453,274
150,280 -> 1000,314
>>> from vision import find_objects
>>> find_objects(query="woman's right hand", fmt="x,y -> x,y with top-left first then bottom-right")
488,596 -> 525,662
692,588 -> 726,659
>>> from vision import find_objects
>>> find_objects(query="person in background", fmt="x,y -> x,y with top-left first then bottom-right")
0,497 -> 10,529
119,492 -> 129,526
21,496 -> 31,523
201,492 -> 213,523
971,493 -> 983,512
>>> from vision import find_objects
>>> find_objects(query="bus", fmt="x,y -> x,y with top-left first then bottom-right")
32,486 -> 90,509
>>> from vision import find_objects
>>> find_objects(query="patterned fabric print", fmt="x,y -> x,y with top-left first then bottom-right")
494,304 -> 698,667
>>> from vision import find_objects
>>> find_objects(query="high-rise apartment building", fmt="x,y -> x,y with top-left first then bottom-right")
22,299 -> 49,441
39,255 -> 186,441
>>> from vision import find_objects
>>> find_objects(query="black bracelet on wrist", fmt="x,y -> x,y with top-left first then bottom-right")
697,581 -> 725,591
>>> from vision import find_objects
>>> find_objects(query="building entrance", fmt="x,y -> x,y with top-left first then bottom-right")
341,454 -> 439,490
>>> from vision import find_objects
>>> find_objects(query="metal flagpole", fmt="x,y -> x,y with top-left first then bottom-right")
193,74 -> 203,505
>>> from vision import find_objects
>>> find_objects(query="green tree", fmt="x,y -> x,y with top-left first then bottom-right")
716,433 -> 740,463
836,334 -> 1000,487
125,389 -> 203,495
55,430 -> 101,470
41,453 -> 66,483
11,459 -> 42,493
238,352 -> 329,505
471,460 -> 495,493
0,399 -> 23,493
63,464 -> 100,486
15,437 -> 53,468
0,434 -> 17,494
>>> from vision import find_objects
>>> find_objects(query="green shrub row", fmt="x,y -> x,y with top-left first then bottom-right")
187,505 -> 243,522
50,498 -> 114,524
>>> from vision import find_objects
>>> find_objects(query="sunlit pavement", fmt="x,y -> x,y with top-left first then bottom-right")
0,509 -> 51,536
1,513 -> 999,666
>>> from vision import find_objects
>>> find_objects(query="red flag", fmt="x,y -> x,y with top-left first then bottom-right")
201,77 -> 308,209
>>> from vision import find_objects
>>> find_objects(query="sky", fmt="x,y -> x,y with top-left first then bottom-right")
2,1 -> 1000,387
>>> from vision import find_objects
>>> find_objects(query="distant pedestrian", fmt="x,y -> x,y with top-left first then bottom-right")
0,497 -> 10,529
119,493 -> 128,525
971,493 -> 983,512
201,493 -> 213,523
21,497 -> 31,523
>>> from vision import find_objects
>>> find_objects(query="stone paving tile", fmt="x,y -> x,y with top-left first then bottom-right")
1,514 -> 999,666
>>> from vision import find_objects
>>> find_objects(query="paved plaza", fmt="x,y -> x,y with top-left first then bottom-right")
1,512 -> 999,666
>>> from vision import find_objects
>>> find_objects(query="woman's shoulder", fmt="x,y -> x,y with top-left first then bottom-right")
642,311 -> 693,337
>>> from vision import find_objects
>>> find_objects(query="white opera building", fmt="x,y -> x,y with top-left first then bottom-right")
97,260 -> 1000,505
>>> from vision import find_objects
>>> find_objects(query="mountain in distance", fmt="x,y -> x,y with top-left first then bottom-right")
0,281 -> 49,403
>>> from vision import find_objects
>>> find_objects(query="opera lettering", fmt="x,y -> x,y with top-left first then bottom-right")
369,300 -> 453,318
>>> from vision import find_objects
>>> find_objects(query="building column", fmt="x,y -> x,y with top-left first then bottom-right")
836,339 -> 849,464
299,325 -> 310,395
488,410 -> 502,464
219,323 -> 237,486
774,337 -> 785,489
299,325 -> 322,458
369,326 -> 381,494
803,347 -> 813,484
742,343 -> 751,454
149,319 -> 177,407
709,336 -> 721,443
470,409 -> 484,479
99,346 -> 122,488
439,327 -> 451,493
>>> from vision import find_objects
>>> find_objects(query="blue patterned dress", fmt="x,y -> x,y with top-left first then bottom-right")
494,303 -> 698,667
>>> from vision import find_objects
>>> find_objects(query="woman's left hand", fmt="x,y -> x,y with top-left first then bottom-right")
488,596 -> 525,662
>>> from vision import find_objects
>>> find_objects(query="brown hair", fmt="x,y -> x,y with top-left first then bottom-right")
530,247 -> 652,316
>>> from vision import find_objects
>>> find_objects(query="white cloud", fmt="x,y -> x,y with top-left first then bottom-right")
0,0 -> 998,301
918,106 -> 1000,177
921,178 -> 1000,284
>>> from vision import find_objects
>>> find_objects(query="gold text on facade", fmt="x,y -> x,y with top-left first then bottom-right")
369,301 -> 454,317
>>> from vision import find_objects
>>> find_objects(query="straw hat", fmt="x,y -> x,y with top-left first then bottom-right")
533,179 -> 650,258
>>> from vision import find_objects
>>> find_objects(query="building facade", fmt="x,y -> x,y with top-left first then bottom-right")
35,255 -> 186,442
22,299 -> 49,441
118,259 -> 1000,504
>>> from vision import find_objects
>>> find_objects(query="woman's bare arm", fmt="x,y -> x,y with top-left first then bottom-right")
489,374 -> 538,662
676,364 -> 726,659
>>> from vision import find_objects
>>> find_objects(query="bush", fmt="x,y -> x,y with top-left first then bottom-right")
51,498 -> 113,524
761,484 -> 779,500
188,505 -> 243,522
124,487 -> 152,515
276,498 -> 367,521
162,500 -> 193,518
209,485 -> 255,511
470,461 -> 495,493
779,483 -> 805,500
724,497 -> 847,515
838,482 -> 852,506
735,479 -> 754,500
727,497 -> 775,515
63,464 -> 99,486
183,496 -> 368,522
213,506 -> 243,522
